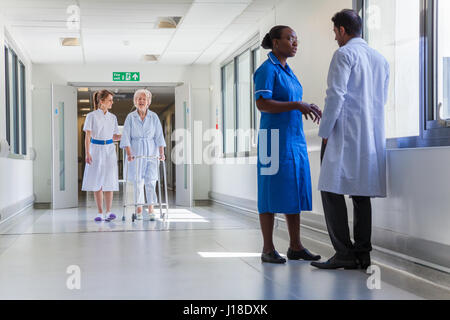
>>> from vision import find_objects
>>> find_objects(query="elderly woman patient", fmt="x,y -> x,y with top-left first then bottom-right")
120,89 -> 166,221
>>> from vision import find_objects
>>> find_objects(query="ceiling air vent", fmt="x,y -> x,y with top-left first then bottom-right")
61,37 -> 80,46
157,16 -> 182,29
143,54 -> 159,62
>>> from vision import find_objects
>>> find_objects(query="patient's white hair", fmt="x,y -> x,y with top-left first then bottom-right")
133,89 -> 152,107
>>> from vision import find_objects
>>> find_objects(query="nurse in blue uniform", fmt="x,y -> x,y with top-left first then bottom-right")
255,26 -> 322,263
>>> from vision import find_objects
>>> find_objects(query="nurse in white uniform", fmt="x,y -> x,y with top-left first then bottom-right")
82,90 -> 121,222
120,89 -> 166,221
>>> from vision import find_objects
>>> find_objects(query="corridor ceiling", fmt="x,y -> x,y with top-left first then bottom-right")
0,0 -> 275,65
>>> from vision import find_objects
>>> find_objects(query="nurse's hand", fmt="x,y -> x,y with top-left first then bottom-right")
298,102 -> 322,124
86,153 -> 93,165
127,154 -> 135,162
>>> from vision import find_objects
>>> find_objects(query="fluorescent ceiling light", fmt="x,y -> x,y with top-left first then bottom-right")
61,38 -> 80,46
79,108 -> 91,111
78,99 -> 90,103
78,88 -> 88,92
143,54 -> 159,62
157,16 -> 181,29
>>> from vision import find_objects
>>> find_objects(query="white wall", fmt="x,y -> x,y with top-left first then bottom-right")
32,63 -> 211,203
0,15 -> 34,215
209,0 -> 450,255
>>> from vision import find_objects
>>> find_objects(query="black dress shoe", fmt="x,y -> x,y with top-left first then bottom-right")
310,255 -> 358,270
356,252 -> 371,270
287,248 -> 321,261
261,250 -> 286,264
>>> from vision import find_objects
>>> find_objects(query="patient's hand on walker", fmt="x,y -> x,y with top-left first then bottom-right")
127,153 -> 135,162
159,154 -> 166,161
113,134 -> 121,141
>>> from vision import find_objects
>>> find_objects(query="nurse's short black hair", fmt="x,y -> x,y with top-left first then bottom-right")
261,25 -> 290,50
332,9 -> 362,36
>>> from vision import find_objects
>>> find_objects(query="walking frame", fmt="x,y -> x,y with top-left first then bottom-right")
121,155 -> 169,222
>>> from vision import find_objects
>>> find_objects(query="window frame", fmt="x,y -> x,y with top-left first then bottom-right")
19,61 -> 27,155
4,45 -> 11,147
221,35 -> 260,158
356,0 -> 450,148
4,42 -> 28,157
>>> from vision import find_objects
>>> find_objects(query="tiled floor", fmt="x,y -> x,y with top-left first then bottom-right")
0,191 -> 447,300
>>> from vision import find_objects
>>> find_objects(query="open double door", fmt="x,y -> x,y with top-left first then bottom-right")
51,83 -> 193,209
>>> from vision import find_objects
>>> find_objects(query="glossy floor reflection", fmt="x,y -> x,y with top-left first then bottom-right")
0,191 -> 444,300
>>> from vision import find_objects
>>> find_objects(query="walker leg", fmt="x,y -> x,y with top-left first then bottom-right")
157,159 -> 163,219
122,156 -> 128,222
163,160 -> 169,220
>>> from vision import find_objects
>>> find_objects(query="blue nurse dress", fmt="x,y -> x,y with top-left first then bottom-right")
254,52 -> 312,214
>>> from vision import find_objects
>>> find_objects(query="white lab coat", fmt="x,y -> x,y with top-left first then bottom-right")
81,109 -> 119,192
318,37 -> 390,197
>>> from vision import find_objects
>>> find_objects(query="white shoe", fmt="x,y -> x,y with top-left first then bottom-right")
149,212 -> 156,221
136,213 -> 143,220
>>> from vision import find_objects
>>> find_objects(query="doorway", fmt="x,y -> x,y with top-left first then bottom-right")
75,85 -> 176,206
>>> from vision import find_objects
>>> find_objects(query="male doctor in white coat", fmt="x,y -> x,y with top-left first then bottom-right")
311,9 -> 390,270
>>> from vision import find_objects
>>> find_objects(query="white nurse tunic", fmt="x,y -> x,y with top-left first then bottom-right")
81,109 -> 120,192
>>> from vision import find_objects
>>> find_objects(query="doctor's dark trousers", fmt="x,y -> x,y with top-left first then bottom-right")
320,140 -> 372,259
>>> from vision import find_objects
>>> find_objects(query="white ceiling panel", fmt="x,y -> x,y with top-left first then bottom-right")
180,3 -> 249,28
194,43 -> 229,64
10,29 -> 83,63
165,28 -> 221,52
158,52 -> 201,65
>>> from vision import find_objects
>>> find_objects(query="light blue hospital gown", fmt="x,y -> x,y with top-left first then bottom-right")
254,52 -> 312,214
120,110 -> 166,204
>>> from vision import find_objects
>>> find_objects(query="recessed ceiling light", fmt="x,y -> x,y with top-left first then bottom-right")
61,37 -> 80,46
77,88 -> 89,92
143,54 -> 159,62
157,16 -> 182,29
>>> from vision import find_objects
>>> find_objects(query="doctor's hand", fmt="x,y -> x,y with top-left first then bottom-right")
86,153 -> 93,165
297,102 -> 322,124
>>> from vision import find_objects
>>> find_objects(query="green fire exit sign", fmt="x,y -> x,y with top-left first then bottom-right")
113,72 -> 140,81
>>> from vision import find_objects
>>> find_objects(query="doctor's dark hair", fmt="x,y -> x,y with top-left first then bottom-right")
93,89 -> 114,110
261,25 -> 290,50
332,9 -> 362,36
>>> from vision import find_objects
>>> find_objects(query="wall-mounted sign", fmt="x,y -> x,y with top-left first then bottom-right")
113,72 -> 140,81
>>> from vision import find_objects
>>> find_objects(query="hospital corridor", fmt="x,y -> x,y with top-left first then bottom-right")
0,0 -> 450,303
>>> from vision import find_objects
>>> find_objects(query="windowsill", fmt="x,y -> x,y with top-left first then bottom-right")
7,153 -> 28,160
386,145 -> 450,152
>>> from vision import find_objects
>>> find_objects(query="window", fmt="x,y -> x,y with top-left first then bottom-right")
363,0 -> 421,139
222,61 -> 235,155
221,38 -> 260,156
251,47 -> 261,145
358,0 -> 450,147
4,44 -> 27,156
437,0 -> 450,120
237,50 -> 252,153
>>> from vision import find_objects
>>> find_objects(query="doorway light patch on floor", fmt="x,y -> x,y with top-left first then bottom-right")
197,252 -> 287,258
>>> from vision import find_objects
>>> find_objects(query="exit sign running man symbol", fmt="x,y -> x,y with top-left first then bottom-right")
113,72 -> 140,81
